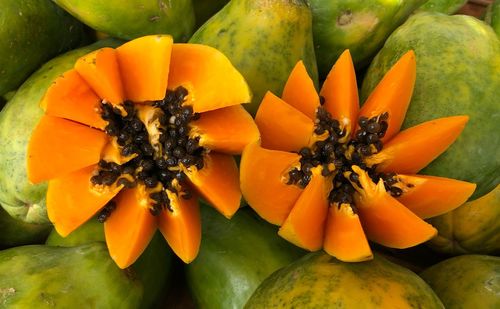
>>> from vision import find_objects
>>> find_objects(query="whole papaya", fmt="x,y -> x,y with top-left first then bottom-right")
417,0 -> 468,14
0,205 -> 51,248
0,39 -> 122,223
186,205 -> 305,309
490,0 -> 500,36
52,0 -> 195,42
190,0 -> 318,115
0,0 -> 88,96
361,12 -> 500,199
0,243 -> 142,308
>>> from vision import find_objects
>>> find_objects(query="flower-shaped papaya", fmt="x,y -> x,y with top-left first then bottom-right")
240,50 -> 476,262
27,35 -> 259,268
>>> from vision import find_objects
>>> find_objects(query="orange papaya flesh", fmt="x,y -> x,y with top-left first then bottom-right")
191,105 -> 260,155
47,164 -> 123,237
41,69 -> 106,129
358,50 -> 416,142
27,115 -> 108,184
278,168 -> 333,251
240,142 -> 303,226
185,152 -> 241,219
323,203 -> 373,262
167,43 -> 251,113
116,35 -> 173,102
320,50 -> 359,137
74,47 -> 125,106
158,190 -> 201,264
281,61 -> 320,120
366,115 -> 469,174
104,186 -> 157,269
393,174 -> 476,219
350,166 -> 437,248
255,91 -> 315,152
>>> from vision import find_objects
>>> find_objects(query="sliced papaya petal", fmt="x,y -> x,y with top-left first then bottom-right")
358,50 -> 416,142
323,203 -> 373,262
191,105 -> 259,154
185,152 -> 240,218
75,47 -> 125,105
168,43 -> 251,113
104,186 -> 157,269
116,35 -> 173,102
394,174 -> 476,219
41,69 -> 106,129
255,91 -> 315,152
351,166 -> 437,248
278,169 -> 332,251
320,50 -> 359,136
47,165 -> 122,237
240,142 -> 302,225
281,61 -> 320,120
158,190 -> 201,264
366,116 -> 469,174
27,115 -> 108,183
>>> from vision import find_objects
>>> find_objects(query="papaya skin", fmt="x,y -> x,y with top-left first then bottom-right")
0,39 -> 122,224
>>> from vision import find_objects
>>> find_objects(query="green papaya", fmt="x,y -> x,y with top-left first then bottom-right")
52,0 -> 195,42
360,12 -> 500,200
417,0 -> 468,14
189,0 -> 318,115
245,251 -> 444,308
0,39 -> 122,224
0,205 -> 51,248
0,0 -> 88,96
46,219 -> 173,309
490,0 -> 500,36
308,0 -> 426,77
186,204 -> 305,309
192,0 -> 230,28
420,255 -> 500,308
0,243 -> 142,308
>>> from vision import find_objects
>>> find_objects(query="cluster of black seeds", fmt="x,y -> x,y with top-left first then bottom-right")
92,86 -> 205,218
287,105 -> 402,210
97,201 -> 117,223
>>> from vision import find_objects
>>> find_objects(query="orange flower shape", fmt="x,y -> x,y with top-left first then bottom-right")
240,50 -> 476,262
27,35 -> 259,268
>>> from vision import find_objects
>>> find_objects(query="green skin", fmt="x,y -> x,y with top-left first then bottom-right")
420,255 -> 500,308
417,0 -> 468,14
360,12 -> 500,200
0,205 -> 51,248
0,0 -> 88,96
45,219 -> 173,309
186,205 -> 305,309
53,0 -> 195,42
192,0 -> 230,28
190,0 -> 318,116
491,0 -> 500,36
0,39 -> 122,224
308,0 -> 426,77
0,243 -> 142,308
245,251 -> 444,308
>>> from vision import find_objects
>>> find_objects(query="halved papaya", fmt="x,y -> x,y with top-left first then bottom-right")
240,50 -> 474,262
27,35 -> 256,268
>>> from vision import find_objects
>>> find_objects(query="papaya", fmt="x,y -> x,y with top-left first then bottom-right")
245,251 -> 444,308
0,243 -> 142,308
192,0 -> 229,28
52,0 -> 195,42
361,12 -> 500,200
426,184 -> 500,255
189,0 -> 318,115
0,205 -> 51,248
240,49 -> 475,262
417,0 -> 468,14
46,219 -> 173,309
308,0 -> 426,77
25,35 -> 259,268
0,0 -> 88,96
490,0 -> 500,36
0,38 -> 123,224
420,255 -> 500,308
186,204 -> 305,309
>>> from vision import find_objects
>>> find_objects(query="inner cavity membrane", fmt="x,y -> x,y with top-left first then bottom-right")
92,86 -> 205,218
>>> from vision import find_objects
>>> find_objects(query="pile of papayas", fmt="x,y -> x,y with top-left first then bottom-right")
0,0 -> 498,308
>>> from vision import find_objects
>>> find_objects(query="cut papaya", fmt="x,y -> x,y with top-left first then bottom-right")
281,61 -> 320,120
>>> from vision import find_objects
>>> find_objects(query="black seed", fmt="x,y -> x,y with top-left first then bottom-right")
156,158 -> 167,169
366,122 -> 381,134
91,175 -> 103,185
175,86 -> 188,101
141,143 -> 155,157
122,166 -> 136,175
358,116 -> 369,128
349,172 -> 359,184
360,145 -> 372,156
144,176 -> 158,188
166,157 -> 177,167
390,186 -> 403,197
101,171 -> 119,186
195,158 -> 204,170
117,177 -> 136,188
130,119 -> 143,132
366,133 -> 379,144
172,147 -> 185,158
140,159 -> 155,171
105,123 -> 119,136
